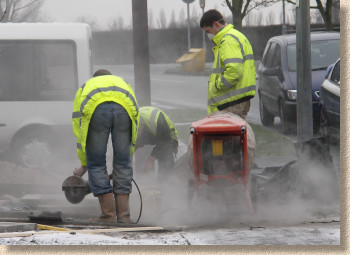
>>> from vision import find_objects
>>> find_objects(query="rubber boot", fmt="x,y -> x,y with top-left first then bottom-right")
90,193 -> 116,223
115,194 -> 130,223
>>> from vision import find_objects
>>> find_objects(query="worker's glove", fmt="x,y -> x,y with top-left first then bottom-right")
144,156 -> 155,173
73,165 -> 87,177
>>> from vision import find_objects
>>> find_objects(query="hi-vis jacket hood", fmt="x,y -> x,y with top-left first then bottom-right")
208,24 -> 256,113
72,75 -> 139,165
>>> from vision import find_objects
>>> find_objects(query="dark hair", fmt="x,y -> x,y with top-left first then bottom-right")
93,69 -> 112,77
200,9 -> 225,28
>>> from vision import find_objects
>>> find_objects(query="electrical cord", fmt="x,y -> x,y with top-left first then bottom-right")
132,178 -> 142,224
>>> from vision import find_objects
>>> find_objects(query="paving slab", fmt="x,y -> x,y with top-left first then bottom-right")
0,222 -> 37,233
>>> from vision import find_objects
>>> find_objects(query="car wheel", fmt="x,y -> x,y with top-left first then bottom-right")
279,101 -> 290,134
259,95 -> 274,126
313,119 -> 320,135
320,108 -> 330,143
12,131 -> 53,169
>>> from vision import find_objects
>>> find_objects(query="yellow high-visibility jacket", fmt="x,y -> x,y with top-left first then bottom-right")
208,24 -> 256,114
72,75 -> 139,165
140,106 -> 178,141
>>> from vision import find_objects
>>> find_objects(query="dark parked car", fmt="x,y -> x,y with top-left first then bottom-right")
319,59 -> 340,143
258,32 -> 340,133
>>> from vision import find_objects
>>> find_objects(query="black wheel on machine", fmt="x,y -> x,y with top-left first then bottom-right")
11,129 -> 54,169
250,175 -> 258,213
187,179 -> 195,205
259,94 -> 274,126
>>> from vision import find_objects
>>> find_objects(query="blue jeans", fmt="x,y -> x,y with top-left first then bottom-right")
86,102 -> 133,196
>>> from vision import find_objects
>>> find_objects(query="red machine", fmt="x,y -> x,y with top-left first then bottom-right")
189,113 -> 255,214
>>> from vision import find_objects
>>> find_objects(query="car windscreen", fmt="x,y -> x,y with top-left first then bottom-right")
286,39 -> 340,72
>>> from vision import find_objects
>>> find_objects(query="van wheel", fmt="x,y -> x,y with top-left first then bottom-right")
12,132 -> 53,169
279,101 -> 290,134
259,95 -> 274,126
320,108 -> 330,144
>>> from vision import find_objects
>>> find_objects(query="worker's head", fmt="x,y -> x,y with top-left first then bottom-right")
93,69 -> 112,77
200,9 -> 225,39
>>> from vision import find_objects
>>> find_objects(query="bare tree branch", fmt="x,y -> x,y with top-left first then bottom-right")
285,0 -> 318,9
0,0 -> 7,22
13,0 -> 41,12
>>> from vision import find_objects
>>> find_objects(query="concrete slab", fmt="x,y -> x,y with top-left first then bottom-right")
0,222 -> 37,233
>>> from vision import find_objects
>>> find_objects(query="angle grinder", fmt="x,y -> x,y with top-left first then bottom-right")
61,175 -> 92,204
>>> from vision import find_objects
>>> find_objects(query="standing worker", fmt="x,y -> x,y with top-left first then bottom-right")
135,106 -> 178,181
72,69 -> 139,223
200,9 -> 256,119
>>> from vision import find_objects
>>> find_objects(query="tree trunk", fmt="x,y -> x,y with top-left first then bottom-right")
231,9 -> 242,30
324,15 -> 334,31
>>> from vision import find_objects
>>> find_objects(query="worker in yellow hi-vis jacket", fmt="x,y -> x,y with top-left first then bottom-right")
72,69 -> 139,224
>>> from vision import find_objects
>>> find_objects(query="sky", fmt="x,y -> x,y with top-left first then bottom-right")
41,0 -> 230,29
40,0 -> 293,30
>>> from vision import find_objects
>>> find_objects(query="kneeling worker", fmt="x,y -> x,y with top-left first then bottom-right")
72,69 -> 139,223
135,106 -> 178,180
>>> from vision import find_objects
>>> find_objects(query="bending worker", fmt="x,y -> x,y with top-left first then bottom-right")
135,106 -> 178,181
200,9 -> 256,119
72,69 -> 139,223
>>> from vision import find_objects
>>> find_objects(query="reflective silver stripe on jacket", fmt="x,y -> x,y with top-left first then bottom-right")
223,34 -> 254,62
80,86 -> 138,115
224,34 -> 245,58
211,51 -> 223,74
211,67 -> 225,74
72,112 -> 83,118
223,58 -> 243,65
149,108 -> 159,134
221,75 -> 234,89
208,85 -> 256,105
77,143 -> 82,149
244,54 -> 254,61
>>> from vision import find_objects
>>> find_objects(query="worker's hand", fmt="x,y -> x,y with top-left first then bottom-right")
73,165 -> 87,177
144,156 -> 155,173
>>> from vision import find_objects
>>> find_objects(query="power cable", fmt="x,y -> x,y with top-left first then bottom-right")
132,178 -> 142,224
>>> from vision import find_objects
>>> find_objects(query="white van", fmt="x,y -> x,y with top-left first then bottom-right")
0,23 -> 93,168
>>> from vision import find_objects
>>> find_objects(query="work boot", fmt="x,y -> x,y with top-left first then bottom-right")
115,194 -> 130,223
91,193 -> 116,223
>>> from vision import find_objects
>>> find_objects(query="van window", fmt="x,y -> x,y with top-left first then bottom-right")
261,42 -> 271,66
287,39 -> 340,72
331,60 -> 340,85
0,40 -> 78,101
264,42 -> 277,68
271,44 -> 281,68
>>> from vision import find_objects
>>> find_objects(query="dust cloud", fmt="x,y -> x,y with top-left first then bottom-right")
128,137 -> 339,228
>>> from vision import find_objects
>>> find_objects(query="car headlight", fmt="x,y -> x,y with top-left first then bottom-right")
287,90 -> 297,100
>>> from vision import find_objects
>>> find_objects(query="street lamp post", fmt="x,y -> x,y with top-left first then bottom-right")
282,0 -> 287,34
200,0 -> 206,49
296,0 -> 313,142
182,0 -> 195,50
